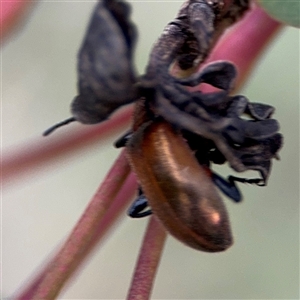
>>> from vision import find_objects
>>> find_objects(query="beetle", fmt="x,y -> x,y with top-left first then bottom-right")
126,116 -> 233,252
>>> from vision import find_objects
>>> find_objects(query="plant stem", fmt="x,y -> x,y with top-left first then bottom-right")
127,216 -> 167,300
205,5 -> 283,91
16,150 -> 136,299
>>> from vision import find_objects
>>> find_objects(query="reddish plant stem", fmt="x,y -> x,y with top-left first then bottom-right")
90,172 -> 137,253
127,216 -> 167,300
1,0 -> 35,43
17,172 -> 138,299
2,107 -> 133,184
16,150 -> 136,299
204,5 -> 283,91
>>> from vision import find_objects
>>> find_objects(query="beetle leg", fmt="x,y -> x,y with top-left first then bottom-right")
127,191 -> 152,218
211,172 -> 242,203
43,117 -> 76,136
114,130 -> 133,148
228,175 -> 264,186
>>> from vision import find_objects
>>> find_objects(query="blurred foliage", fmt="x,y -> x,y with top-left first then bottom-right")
258,0 -> 300,27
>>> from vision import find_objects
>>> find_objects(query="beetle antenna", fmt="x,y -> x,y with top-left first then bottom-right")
43,117 -> 76,136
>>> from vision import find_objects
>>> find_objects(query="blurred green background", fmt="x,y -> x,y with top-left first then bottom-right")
2,1 -> 299,299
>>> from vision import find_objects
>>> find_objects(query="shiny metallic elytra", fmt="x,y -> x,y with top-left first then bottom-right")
127,120 -> 233,252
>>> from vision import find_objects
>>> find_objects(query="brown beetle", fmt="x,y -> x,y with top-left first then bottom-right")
126,102 -> 233,252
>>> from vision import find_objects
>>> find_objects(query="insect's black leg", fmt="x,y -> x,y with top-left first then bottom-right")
228,175 -> 264,186
43,117 -> 76,136
212,172 -> 242,203
128,189 -> 152,218
114,130 -> 133,148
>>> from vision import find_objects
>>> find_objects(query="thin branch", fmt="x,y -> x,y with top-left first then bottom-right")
127,216 -> 167,300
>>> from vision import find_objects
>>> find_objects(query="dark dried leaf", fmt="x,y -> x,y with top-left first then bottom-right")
71,0 -> 138,124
